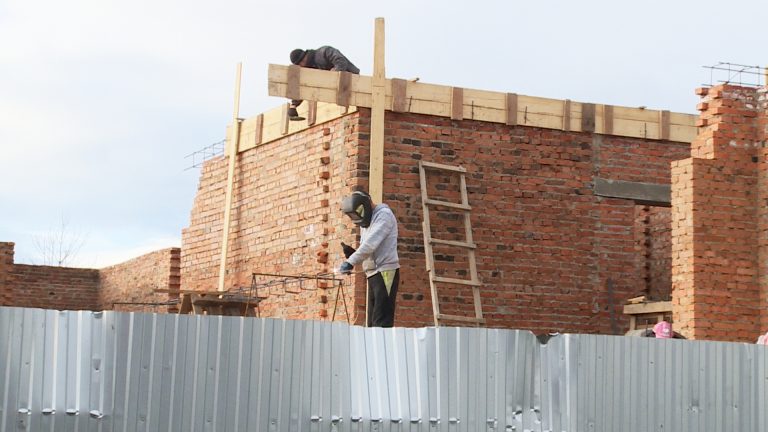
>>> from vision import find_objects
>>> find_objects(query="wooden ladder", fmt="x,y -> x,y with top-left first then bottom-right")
418,160 -> 484,327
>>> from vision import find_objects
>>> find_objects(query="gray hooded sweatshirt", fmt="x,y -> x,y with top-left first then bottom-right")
347,203 -> 400,277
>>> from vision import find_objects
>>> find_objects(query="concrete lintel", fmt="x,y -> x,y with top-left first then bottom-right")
594,177 -> 670,206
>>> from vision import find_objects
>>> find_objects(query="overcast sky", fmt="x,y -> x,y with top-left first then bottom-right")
1,0 -> 765,268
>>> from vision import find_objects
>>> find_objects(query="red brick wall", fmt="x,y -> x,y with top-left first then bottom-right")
182,108 -> 689,334
672,85 -> 762,342
10,263 -> 100,310
181,115 -> 367,323
634,206 -> 672,301
100,248 -> 180,312
0,242 -> 15,305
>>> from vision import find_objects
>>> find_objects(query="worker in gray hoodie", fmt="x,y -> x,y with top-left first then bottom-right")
338,190 -> 400,327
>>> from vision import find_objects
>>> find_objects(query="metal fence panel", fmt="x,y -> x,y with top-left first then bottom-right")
2,307 -> 768,431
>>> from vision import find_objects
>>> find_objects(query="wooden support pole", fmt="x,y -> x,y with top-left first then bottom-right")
369,17 -> 386,204
218,62 -> 243,292
603,104 -> 614,135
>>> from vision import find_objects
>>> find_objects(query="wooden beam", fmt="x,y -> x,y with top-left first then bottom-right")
286,65 -> 301,101
336,71 -> 352,107
451,87 -> 464,121
253,114 -> 263,146
218,62 -> 242,292
581,103 -> 596,133
280,102 -> 289,135
307,100 -> 317,126
623,301 -> 672,315
594,177 -> 671,205
603,104 -> 614,135
369,17 -> 386,204
391,78 -> 408,113
505,93 -> 518,126
562,99 -> 571,131
659,110 -> 670,140
267,65 -> 698,143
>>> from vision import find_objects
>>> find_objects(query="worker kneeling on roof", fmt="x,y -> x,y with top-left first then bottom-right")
338,190 -> 400,327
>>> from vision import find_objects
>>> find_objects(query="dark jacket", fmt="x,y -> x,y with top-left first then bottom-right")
305,46 -> 360,74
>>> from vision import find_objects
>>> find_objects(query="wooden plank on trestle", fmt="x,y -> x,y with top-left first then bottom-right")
391,78 -> 408,113
659,110 -> 670,140
582,103 -> 596,133
337,71 -> 352,107
286,65 -> 301,101
506,93 -> 518,126
451,87 -> 464,121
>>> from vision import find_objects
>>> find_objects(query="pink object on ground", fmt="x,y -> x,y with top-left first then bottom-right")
653,321 -> 672,339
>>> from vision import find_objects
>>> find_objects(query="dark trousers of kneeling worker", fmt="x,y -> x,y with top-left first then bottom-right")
367,269 -> 400,328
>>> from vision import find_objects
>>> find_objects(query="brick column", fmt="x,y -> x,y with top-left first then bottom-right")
671,85 -> 761,342
0,242 -> 14,306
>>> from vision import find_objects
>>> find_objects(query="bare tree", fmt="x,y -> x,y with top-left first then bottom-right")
33,215 -> 87,267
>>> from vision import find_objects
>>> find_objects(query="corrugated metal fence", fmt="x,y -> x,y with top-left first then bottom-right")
1,306 -> 767,431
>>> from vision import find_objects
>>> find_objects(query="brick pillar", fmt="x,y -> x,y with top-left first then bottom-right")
0,242 -> 15,306
671,85 -> 761,342
757,87 -> 768,334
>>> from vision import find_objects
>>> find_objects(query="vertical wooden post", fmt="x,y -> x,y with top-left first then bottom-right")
366,17 -> 387,327
218,63 -> 243,292
369,17 -> 386,204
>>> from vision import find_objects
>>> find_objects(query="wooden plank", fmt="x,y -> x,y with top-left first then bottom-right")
437,314 -> 486,324
424,198 -> 471,211
420,160 -> 467,172
336,72 -> 352,107
267,64 -> 698,143
506,93 -> 518,126
562,99 -> 571,131
659,110 -> 670,140
391,78 -> 408,113
623,301 -> 672,315
218,62 -> 242,292
307,101 -> 317,126
603,104 -> 614,135
581,103 -> 596,133
430,238 -> 476,249
254,114 -> 263,145
451,87 -> 464,120
433,276 -> 481,286
280,102 -> 289,135
286,65 -> 301,101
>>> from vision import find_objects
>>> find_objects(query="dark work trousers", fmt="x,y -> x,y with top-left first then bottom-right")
367,269 -> 400,328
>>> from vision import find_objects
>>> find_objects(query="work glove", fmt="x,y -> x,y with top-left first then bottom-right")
338,261 -> 353,275
341,242 -> 356,259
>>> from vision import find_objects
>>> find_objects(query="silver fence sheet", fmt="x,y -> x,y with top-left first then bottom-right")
1,306 -> 767,432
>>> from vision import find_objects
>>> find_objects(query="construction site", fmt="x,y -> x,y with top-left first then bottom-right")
3,17 -> 768,431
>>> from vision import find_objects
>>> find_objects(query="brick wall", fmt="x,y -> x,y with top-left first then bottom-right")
10,263 -> 100,310
634,205 -> 672,301
0,241 -> 182,312
671,84 -> 762,342
182,108 -> 689,334
100,247 -> 180,312
181,115 -> 367,323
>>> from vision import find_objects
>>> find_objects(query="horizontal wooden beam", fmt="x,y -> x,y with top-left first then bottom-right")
594,177 -> 671,205
623,301 -> 672,315
267,64 -> 697,143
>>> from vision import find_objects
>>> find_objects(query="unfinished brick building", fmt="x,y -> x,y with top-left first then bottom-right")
180,63 -> 699,334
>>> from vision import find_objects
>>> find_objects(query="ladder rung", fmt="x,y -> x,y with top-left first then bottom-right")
433,276 -> 481,286
424,198 -> 471,211
437,314 -> 486,324
420,160 -> 467,173
430,238 -> 476,249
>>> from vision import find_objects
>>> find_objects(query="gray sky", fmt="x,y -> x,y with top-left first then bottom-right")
1,0 -> 765,267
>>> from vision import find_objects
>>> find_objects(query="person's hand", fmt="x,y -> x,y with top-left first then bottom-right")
341,242 -> 356,259
338,261 -> 353,275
